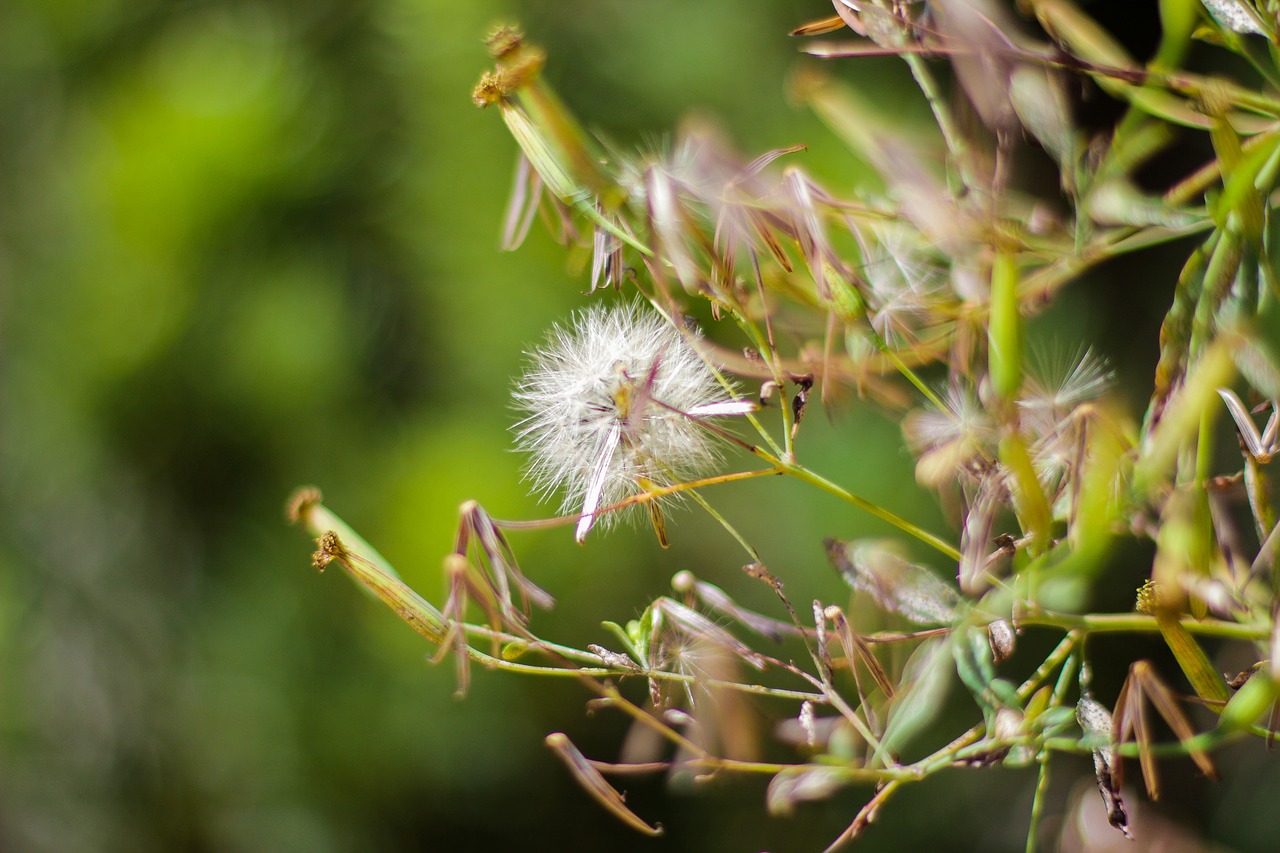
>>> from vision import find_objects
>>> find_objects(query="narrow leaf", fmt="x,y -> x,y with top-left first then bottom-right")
1134,661 -> 1219,780
297,518 -> 448,645
878,637 -> 952,761
1140,585 -> 1232,704
1137,337 -> 1237,494
824,606 -> 895,697
1219,387 -> 1268,458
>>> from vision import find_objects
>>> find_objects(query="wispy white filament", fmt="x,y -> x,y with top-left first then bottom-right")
514,304 -> 752,542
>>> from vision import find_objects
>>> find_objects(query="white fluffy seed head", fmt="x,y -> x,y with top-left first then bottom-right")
513,303 -> 739,535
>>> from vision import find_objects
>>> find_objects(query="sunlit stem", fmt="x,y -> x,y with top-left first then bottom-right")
729,307 -> 792,457
754,448 -> 962,562
825,779 -> 903,853
1052,647 -> 1080,706
686,488 -> 761,564
588,757 -> 901,783
1025,744 -> 1053,852
1046,727 -> 1246,760
1165,124 -> 1280,206
597,682 -> 708,759
747,250 -> 796,457
861,320 -> 951,418
902,53 -> 976,194
1017,610 -> 1267,641
462,629 -> 826,702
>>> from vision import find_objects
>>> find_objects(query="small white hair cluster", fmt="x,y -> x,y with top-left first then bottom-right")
514,303 -> 754,543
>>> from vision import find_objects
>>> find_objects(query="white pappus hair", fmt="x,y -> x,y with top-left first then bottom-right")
513,303 -> 755,543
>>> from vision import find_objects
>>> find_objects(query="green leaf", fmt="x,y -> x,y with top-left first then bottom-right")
952,624 -> 997,700
878,637 -> 953,761
602,620 -> 645,665
1009,67 -> 1077,174
1218,671 -> 1279,731
501,640 -> 531,660
1034,706 -> 1078,736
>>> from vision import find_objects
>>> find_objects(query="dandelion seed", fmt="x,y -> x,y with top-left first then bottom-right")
902,381 -> 996,486
1020,346 -> 1113,432
514,303 -> 754,543
1020,347 -> 1113,487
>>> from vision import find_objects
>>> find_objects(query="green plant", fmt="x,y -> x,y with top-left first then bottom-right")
292,3 -> 1280,849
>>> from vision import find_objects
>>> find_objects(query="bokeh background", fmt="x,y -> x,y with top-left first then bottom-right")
4,1 -> 1280,851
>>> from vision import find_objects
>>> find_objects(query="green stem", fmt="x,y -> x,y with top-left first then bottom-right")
470,643 -> 832,704
1046,726 -> 1245,759
861,315 -> 951,415
764,452 -> 961,562
1017,610 -> 1266,640
686,488 -> 761,563
902,53 -> 975,193
1026,751 -> 1053,853
1024,634 -> 1080,702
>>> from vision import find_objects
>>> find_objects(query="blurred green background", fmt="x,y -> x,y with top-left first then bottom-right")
3,1 -> 1279,851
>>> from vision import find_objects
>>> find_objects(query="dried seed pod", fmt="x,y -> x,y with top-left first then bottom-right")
988,618 -> 1016,665
1076,695 -> 1131,839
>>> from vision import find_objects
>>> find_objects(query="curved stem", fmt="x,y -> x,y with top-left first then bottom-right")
756,449 -> 962,562
1018,610 -> 1267,641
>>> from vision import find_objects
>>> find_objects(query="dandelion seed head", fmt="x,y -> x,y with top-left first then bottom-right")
514,304 -> 744,536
